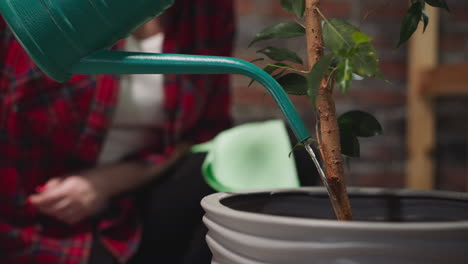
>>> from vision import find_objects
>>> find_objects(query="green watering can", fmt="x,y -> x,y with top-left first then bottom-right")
0,0 -> 310,143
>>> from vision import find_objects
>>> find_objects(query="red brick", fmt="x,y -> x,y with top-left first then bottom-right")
438,167 -> 466,192
360,3 -> 407,21
372,35 -> 397,49
451,8 -> 468,22
271,2 -> 297,18
335,90 -> 406,106
440,35 -> 466,51
233,84 -> 311,108
235,0 -> 253,16
320,2 -> 351,18
379,61 -> 407,81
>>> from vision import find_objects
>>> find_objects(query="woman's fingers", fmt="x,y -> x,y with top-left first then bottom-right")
29,178 -> 76,217
29,185 -> 67,208
49,198 -> 73,214
43,177 -> 62,190
29,177 -> 65,206
29,175 -> 104,225
31,193 -> 86,224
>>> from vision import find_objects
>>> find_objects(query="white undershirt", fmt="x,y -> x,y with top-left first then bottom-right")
98,33 -> 165,165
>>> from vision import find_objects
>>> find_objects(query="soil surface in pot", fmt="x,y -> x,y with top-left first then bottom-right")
221,191 -> 468,222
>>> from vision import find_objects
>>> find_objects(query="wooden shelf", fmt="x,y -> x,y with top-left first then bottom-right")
421,63 -> 468,97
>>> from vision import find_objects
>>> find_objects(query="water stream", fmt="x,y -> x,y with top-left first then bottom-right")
304,144 -> 341,217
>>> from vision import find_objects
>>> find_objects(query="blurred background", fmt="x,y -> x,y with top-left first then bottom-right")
229,0 -> 468,191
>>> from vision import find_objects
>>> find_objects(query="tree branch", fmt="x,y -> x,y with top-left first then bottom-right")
305,0 -> 352,221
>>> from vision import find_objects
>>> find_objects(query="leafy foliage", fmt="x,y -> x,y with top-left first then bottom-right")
398,2 -> 424,47
277,73 -> 308,95
281,0 -> 305,18
257,47 -> 303,64
324,19 -> 380,75
263,62 -> 291,76
338,110 -> 383,157
338,110 -> 383,137
247,0 -> 450,158
335,59 -> 352,93
421,9 -> 429,32
322,18 -> 380,91
339,128 -> 361,158
250,58 -> 265,64
248,62 -> 294,87
249,22 -> 305,47
398,0 -> 450,47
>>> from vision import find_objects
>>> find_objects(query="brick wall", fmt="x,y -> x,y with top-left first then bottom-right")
232,0 -> 468,191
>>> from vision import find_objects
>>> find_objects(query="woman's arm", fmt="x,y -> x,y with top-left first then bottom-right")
29,143 -> 191,224
88,142 -> 190,197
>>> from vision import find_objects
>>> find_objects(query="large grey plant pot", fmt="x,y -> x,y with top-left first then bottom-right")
201,187 -> 468,264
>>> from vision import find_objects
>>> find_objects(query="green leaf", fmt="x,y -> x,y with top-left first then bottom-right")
281,0 -> 306,18
339,128 -> 360,157
248,62 -> 289,87
263,63 -> 289,74
276,73 -> 307,95
338,110 -> 384,157
397,2 -> 424,48
338,110 -> 383,137
421,9 -> 429,33
281,0 -> 294,13
293,0 -> 305,18
424,0 -> 450,12
335,59 -> 353,93
272,69 -> 287,79
306,54 -> 334,107
248,79 -> 255,87
249,22 -> 305,47
352,42 -> 380,78
322,19 -> 380,77
250,58 -> 265,63
352,31 -> 372,45
256,47 -> 304,65
322,18 -> 355,56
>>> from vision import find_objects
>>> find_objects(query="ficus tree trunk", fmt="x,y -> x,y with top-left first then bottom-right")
305,0 -> 352,221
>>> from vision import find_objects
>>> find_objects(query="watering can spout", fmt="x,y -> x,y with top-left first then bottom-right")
0,0 -> 311,142
73,51 -> 311,142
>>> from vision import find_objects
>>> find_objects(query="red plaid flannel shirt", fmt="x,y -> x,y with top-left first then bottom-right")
0,0 -> 234,263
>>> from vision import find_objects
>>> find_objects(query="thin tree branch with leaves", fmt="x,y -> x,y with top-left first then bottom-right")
248,0 -> 450,220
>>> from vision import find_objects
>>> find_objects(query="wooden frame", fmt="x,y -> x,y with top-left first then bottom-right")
407,7 -> 468,191
407,7 -> 439,190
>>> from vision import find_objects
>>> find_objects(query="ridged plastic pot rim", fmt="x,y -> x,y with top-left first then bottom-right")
206,235 -> 265,264
201,187 -> 468,231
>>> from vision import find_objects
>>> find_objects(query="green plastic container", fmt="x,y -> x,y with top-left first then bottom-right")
0,0 -> 310,142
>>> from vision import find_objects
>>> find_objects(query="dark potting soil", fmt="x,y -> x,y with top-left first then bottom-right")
220,191 -> 468,222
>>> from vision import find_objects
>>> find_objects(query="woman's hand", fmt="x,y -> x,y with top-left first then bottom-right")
28,175 -> 109,225
28,142 -> 191,225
